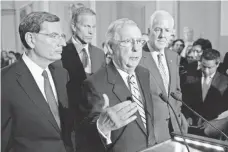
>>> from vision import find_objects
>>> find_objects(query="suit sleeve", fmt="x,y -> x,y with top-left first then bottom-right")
77,80 -> 107,152
1,92 -> 13,152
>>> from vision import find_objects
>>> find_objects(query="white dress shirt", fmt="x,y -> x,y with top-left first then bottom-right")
72,37 -> 92,74
22,53 -> 58,103
201,72 -> 216,87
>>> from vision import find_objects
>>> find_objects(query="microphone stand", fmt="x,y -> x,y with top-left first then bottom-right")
159,94 -> 191,152
170,92 -> 228,140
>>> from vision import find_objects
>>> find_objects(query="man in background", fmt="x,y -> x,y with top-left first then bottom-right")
61,6 -> 105,150
182,49 -> 228,139
140,10 -> 188,143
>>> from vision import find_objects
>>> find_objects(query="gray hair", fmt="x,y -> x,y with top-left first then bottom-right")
71,7 -> 96,25
19,12 -> 60,50
149,10 -> 174,30
105,18 -> 138,44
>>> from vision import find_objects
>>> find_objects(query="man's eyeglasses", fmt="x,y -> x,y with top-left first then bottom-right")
37,32 -> 66,40
117,39 -> 146,47
191,49 -> 203,53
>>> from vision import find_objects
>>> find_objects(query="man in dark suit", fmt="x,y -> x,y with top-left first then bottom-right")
78,18 -> 156,152
1,12 -> 73,152
61,7 -> 105,143
182,49 -> 228,138
218,52 -> 228,76
140,10 -> 188,143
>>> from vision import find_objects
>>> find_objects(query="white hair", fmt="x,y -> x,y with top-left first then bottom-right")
149,10 -> 174,30
105,18 -> 138,44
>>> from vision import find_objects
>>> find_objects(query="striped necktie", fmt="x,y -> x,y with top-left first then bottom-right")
128,74 -> 147,128
157,53 -> 169,94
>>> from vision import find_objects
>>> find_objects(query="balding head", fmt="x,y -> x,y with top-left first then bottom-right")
148,10 -> 174,51
149,10 -> 174,30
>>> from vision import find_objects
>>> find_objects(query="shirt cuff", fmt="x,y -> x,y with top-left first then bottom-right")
96,119 -> 112,144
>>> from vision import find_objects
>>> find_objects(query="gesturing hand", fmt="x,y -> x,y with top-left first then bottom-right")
98,94 -> 138,135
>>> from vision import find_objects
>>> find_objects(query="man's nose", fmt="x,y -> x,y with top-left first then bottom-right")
132,44 -> 142,52
88,27 -> 93,35
158,30 -> 165,38
59,38 -> 66,47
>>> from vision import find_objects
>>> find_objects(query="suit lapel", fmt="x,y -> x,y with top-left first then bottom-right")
49,64 -> 68,108
107,62 -> 147,136
141,44 -> 167,96
16,59 -> 61,133
135,67 -> 153,136
204,72 -> 220,102
195,72 -> 203,101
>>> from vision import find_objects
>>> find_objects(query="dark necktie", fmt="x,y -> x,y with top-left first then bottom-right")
42,70 -> 61,128
81,48 -> 89,68
128,74 -> 147,128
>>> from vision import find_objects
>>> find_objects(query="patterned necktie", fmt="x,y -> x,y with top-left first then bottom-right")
157,53 -> 169,94
202,76 -> 210,101
128,74 -> 147,128
81,48 -> 89,68
42,70 -> 61,128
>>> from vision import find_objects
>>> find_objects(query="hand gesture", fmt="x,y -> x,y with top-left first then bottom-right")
98,94 -> 138,135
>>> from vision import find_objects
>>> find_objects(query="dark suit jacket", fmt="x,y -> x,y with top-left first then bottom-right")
140,44 -> 185,143
218,52 -> 228,76
1,59 -> 72,152
78,62 -> 156,152
61,40 -> 105,128
182,71 -> 228,123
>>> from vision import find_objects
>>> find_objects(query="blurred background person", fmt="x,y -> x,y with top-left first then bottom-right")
15,52 -> 22,60
1,50 -> 10,68
8,51 -> 17,65
218,52 -> 228,76
187,38 -> 212,76
172,39 -> 185,55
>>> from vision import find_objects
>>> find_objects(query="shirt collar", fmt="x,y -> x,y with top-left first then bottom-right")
147,42 -> 165,55
72,36 -> 89,53
202,71 -> 216,79
112,60 -> 136,78
22,53 -> 49,76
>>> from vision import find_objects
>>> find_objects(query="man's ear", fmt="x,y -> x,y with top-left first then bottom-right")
71,22 -> 76,33
106,42 -> 114,55
25,32 -> 36,49
148,28 -> 150,35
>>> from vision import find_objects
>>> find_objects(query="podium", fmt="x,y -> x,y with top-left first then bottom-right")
140,132 -> 228,152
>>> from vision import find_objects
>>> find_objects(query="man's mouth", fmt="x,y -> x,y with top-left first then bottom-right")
130,57 -> 139,61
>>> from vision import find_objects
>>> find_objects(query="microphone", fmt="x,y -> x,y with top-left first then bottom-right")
170,92 -> 228,140
159,93 -> 190,152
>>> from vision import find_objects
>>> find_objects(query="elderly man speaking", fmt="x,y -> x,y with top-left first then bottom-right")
77,18 -> 157,152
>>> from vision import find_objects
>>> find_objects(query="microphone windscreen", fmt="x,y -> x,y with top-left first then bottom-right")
126,96 -> 133,101
159,93 -> 168,103
171,92 -> 181,101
